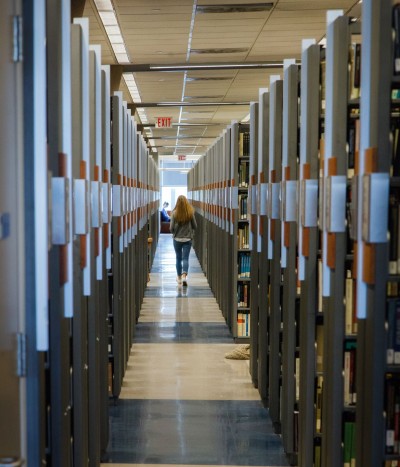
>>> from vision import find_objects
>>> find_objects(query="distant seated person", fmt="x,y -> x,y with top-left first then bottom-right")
161,202 -> 170,222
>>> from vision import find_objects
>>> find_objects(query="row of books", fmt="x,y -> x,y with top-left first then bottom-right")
237,312 -> 250,337
315,375 -> 323,434
238,224 -> 249,249
345,270 -> 357,335
386,461 -> 400,466
385,374 -> 400,454
389,191 -> 400,275
239,161 -> 249,187
348,42 -> 361,100
387,299 -> 400,365
239,131 -> 250,157
237,283 -> 249,308
344,341 -> 357,406
391,120 -> 400,177
239,194 -> 248,219
238,252 -> 251,278
343,420 -> 356,467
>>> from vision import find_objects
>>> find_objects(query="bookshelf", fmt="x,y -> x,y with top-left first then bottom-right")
297,39 -> 321,467
188,122 -> 252,340
257,88 -> 270,403
320,13 -> 357,467
188,129 -> 234,331
231,122 -> 251,340
280,61 -> 300,466
355,1 -> 392,466
268,75 -> 283,433
249,101 -> 259,385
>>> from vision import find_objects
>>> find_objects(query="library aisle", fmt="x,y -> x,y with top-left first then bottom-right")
102,234 -> 289,467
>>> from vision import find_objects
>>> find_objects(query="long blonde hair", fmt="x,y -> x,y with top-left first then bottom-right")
173,195 -> 194,223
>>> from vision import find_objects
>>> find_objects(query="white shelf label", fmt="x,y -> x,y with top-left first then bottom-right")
268,182 -> 281,219
51,177 -> 70,245
251,185 -> 257,215
260,183 -> 268,215
74,179 -> 90,235
325,175 -> 346,233
281,180 -> 297,222
362,172 -> 389,243
301,179 -> 318,227
112,185 -> 122,217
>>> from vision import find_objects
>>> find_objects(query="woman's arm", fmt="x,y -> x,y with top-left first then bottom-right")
170,212 -> 175,233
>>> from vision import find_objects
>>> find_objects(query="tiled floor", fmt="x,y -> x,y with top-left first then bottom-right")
103,233 -> 290,467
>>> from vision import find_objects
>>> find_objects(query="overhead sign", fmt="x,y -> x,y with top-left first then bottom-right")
178,155 -> 186,161
155,117 -> 172,128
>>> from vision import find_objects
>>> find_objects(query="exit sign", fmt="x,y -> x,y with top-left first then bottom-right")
178,155 -> 186,161
155,117 -> 172,128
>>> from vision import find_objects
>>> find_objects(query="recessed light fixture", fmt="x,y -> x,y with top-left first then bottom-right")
186,77 -> 233,82
190,48 -> 248,54
184,95 -> 225,99
196,3 -> 274,14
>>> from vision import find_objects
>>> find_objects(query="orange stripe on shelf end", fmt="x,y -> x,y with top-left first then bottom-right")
80,160 -> 86,179
327,232 -> 336,269
362,243 -> 375,284
302,227 -> 310,257
104,224 -> 109,249
103,169 -> 109,183
94,165 -> 100,182
270,219 -> 275,241
303,163 -> 310,180
59,153 -> 67,177
94,228 -> 100,257
80,235 -> 87,269
284,222 -> 290,248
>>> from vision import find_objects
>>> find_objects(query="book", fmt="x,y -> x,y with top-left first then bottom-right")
345,270 -> 354,335
316,324 -> 324,373
343,421 -> 353,467
394,4 -> 400,75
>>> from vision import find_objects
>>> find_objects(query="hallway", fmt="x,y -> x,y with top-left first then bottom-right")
103,234 -> 290,467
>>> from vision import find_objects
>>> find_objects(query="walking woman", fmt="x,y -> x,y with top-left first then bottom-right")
170,195 -> 197,286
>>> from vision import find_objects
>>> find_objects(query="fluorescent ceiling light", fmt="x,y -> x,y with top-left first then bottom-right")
109,34 -> 124,44
112,43 -> 128,54
196,3 -> 274,14
115,53 -> 129,63
187,77 -> 233,82
99,11 -> 118,26
190,48 -> 248,54
105,25 -> 121,35
94,0 -> 113,10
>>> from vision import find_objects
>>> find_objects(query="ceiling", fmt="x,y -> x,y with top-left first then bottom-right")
81,0 -> 362,162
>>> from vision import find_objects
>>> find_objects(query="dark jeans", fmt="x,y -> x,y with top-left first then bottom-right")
173,239 -> 192,276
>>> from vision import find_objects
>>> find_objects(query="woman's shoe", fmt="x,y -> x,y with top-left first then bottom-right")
182,273 -> 188,287
176,276 -> 182,286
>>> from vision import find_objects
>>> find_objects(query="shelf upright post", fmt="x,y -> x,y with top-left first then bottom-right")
110,91 -> 123,398
88,44 -> 103,466
356,0 -> 392,466
321,12 -> 350,467
231,122 -> 240,337
70,21 -> 90,466
268,75 -> 283,432
249,102 -> 259,381
297,39 -> 321,467
257,89 -> 270,401
225,128 -> 233,325
281,60 -> 299,464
